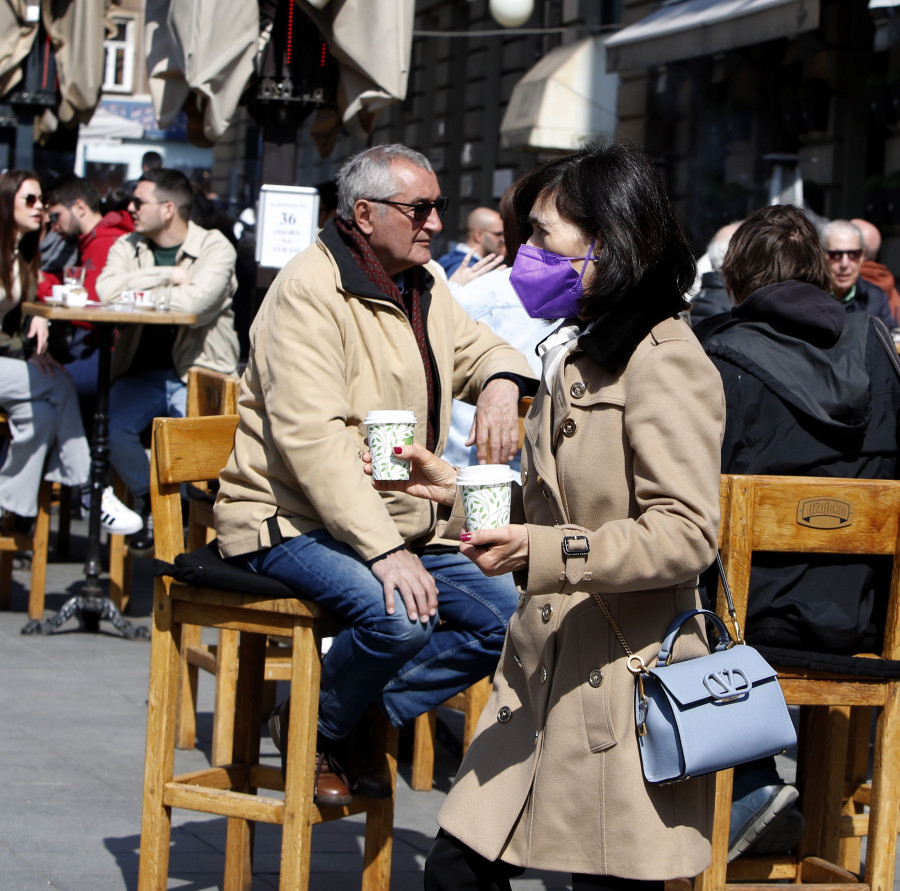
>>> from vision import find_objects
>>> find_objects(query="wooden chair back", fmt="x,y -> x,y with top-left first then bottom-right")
186,366 -> 239,419
697,474 -> 900,891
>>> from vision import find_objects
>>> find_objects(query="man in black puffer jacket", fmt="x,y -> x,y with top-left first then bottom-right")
695,204 -> 900,862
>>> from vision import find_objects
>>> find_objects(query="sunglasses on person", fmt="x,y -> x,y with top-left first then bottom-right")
365,196 -> 449,222
826,249 -> 863,262
130,196 -> 170,210
19,193 -> 43,208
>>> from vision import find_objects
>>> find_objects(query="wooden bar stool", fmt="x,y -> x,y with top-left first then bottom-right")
696,473 -> 900,891
140,415 -> 395,890
0,411 -> 52,625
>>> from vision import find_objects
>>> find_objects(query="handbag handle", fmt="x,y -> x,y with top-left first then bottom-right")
592,551 -> 743,672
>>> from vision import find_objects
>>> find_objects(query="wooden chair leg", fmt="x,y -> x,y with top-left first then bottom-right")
362,714 -> 398,891
137,583 -> 180,891
175,624 -> 203,750
26,479 -> 51,621
694,767 -> 733,891
280,621 -> 321,891
838,706 -> 872,871
211,628 -> 240,766
410,710 -> 437,791
224,630 -> 265,891
863,684 -> 900,891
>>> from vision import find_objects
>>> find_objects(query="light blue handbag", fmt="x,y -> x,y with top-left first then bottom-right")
593,555 -> 797,784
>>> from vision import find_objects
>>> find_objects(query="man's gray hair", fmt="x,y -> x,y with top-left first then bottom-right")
821,219 -> 864,249
336,144 -> 433,221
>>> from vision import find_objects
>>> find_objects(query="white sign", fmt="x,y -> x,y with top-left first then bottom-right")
256,185 -> 320,269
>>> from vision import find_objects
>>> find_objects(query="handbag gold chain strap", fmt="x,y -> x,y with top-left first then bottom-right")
590,591 -> 649,676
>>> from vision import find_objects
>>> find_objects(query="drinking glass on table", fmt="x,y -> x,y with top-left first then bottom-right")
64,266 -> 86,288
153,284 -> 172,311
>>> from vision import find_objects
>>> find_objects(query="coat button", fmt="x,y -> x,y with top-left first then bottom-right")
539,665 -> 548,684
588,669 -> 604,687
497,706 -> 512,723
514,653 -> 521,666
521,467 -> 528,484
541,604 -> 553,622
562,419 -> 577,437
517,593 -> 525,609
570,381 -> 586,398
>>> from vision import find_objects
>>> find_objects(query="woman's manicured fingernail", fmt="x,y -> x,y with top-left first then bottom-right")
460,533 -> 472,542
393,446 -> 403,454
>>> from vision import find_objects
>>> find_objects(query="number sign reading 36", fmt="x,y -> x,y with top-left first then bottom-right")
256,185 -> 321,269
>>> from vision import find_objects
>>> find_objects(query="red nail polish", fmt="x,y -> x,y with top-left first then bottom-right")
393,446 -> 403,454
460,533 -> 471,542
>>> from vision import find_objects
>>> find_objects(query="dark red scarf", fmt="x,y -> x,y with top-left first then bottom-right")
335,218 -> 437,450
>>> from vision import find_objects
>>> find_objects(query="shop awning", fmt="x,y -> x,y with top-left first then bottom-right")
499,35 -> 619,152
605,0 -> 820,72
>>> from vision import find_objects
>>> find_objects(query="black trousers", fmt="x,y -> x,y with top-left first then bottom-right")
424,830 -> 667,891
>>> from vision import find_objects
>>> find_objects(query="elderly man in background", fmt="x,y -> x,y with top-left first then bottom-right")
438,205 -> 506,277
822,219 -> 895,329
215,144 -> 533,805
851,217 -> 900,326
689,221 -> 741,326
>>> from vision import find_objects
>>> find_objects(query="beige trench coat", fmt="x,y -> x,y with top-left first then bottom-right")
439,316 -> 726,878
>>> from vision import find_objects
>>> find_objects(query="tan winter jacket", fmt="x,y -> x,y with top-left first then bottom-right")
215,222 -> 535,561
95,221 -> 239,382
439,315 -> 726,878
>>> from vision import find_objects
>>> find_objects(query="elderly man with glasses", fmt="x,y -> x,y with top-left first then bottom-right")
96,167 -> 239,555
215,143 -> 534,806
822,219 -> 896,329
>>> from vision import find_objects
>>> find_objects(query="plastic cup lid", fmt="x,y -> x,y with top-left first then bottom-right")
456,464 -> 517,486
363,410 -> 417,425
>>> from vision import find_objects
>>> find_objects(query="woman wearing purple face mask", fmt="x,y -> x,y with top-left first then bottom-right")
364,141 -> 725,890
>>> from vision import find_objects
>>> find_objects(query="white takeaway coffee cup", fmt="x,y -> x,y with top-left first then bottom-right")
456,464 -> 517,530
363,410 -> 417,480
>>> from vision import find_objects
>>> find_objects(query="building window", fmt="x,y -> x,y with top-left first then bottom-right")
103,18 -> 135,93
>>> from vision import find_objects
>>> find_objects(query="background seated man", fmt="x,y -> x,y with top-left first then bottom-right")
822,219 -> 895,329
438,205 -> 506,277
97,168 -> 239,555
215,143 -> 534,806
697,204 -> 900,861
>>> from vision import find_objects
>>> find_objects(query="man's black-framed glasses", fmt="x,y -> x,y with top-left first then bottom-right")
366,196 -> 448,222
826,249 -> 863,262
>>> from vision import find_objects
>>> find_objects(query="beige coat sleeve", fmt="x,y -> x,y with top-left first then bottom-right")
255,276 -> 405,563
524,338 -> 725,596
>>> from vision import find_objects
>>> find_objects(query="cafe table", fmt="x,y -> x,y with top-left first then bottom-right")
23,301 -> 197,638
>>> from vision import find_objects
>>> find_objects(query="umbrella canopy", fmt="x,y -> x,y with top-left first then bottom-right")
0,0 -> 117,128
144,0 -> 414,155
145,0 -> 259,146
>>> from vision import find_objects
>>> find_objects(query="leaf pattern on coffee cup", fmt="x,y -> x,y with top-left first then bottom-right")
368,422 -> 416,480
462,483 -> 512,530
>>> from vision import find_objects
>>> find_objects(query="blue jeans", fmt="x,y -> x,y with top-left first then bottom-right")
239,529 -> 517,739
108,369 -> 186,499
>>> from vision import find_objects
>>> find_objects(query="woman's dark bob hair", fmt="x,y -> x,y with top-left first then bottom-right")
721,204 -> 832,304
512,140 -> 695,322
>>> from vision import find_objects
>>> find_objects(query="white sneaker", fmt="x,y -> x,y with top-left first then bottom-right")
96,487 -> 143,536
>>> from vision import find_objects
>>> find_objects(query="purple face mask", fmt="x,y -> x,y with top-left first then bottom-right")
510,237 -> 597,319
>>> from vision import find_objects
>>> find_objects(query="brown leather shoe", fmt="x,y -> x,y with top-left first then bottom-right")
314,752 -> 353,806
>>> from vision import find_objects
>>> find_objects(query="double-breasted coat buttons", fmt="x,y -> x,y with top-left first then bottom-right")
497,706 -> 512,723
541,603 -> 553,622
562,418 -> 577,437
540,666 -> 548,684
589,669 -> 604,687
570,381 -> 587,398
